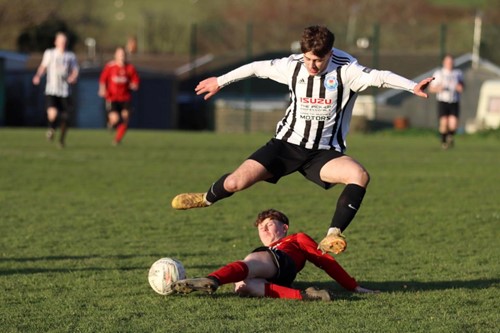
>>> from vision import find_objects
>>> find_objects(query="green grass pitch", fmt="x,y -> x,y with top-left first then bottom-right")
1,128 -> 499,332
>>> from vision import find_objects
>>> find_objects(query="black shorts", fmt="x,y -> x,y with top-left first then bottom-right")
46,95 -> 70,113
248,138 -> 344,189
106,101 -> 132,114
252,246 -> 297,287
437,102 -> 460,118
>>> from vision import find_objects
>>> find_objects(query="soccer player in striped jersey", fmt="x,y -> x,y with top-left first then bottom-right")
429,54 -> 464,149
33,32 -> 79,148
168,209 -> 377,301
172,26 -> 433,254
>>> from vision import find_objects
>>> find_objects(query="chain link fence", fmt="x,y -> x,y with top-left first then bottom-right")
141,18 -> 500,67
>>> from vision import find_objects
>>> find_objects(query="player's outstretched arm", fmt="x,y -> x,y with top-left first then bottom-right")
413,77 -> 434,98
195,77 -> 220,100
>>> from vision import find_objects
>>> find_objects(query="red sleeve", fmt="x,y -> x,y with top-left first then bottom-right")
297,233 -> 358,291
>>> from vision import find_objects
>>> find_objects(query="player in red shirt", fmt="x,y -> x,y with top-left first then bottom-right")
168,209 -> 377,301
98,46 -> 139,145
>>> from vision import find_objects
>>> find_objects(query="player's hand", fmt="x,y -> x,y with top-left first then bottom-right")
195,77 -> 220,100
32,75 -> 40,85
413,77 -> 434,98
354,286 -> 380,294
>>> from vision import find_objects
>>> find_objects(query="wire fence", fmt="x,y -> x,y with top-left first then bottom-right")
141,19 -> 500,66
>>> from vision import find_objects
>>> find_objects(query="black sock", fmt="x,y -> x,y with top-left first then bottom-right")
441,133 -> 447,143
206,275 -> 220,285
59,120 -> 68,144
49,121 -> 57,130
205,173 -> 234,204
330,184 -> 366,232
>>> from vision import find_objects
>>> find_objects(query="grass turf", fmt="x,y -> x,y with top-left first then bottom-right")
0,128 -> 499,332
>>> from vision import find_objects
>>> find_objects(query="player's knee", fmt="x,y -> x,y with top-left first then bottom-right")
109,119 -> 120,127
47,110 -> 58,122
224,175 -> 243,192
121,112 -> 129,122
362,170 -> 370,186
350,168 -> 370,186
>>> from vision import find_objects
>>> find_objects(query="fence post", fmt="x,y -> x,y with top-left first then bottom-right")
0,57 -> 4,126
371,23 -> 379,120
440,23 -> 447,62
190,23 -> 198,78
244,22 -> 253,133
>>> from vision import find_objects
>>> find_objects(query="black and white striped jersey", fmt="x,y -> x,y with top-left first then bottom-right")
41,48 -> 79,98
430,68 -> 463,103
217,48 -> 417,153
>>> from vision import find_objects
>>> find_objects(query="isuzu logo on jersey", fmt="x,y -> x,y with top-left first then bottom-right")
324,77 -> 338,91
300,98 -> 333,104
298,97 -> 335,121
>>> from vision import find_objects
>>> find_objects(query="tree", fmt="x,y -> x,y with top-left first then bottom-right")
17,17 -> 78,52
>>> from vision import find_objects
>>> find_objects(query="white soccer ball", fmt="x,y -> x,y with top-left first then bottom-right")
148,257 -> 186,295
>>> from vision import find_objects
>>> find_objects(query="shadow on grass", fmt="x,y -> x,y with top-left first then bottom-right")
0,254 -> 155,262
0,267 -> 150,275
0,252 -> 213,262
2,256 -> 498,295
294,279 -> 500,294
0,254 -> 221,275
156,277 -> 500,302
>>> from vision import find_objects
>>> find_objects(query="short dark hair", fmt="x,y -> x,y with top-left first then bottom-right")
300,25 -> 335,57
255,209 -> 289,227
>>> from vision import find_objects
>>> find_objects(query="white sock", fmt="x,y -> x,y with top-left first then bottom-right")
327,227 -> 342,236
202,193 -> 212,205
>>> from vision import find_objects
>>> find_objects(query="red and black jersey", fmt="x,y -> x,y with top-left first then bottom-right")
268,232 -> 358,290
99,61 -> 139,102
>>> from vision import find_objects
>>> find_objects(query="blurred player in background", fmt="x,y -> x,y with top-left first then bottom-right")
168,209 -> 378,301
172,25 -> 433,255
32,32 -> 79,148
98,46 -> 140,145
429,54 -> 464,149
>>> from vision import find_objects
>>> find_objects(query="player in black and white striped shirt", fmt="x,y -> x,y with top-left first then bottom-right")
429,54 -> 464,149
172,26 -> 433,254
33,32 -> 79,148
